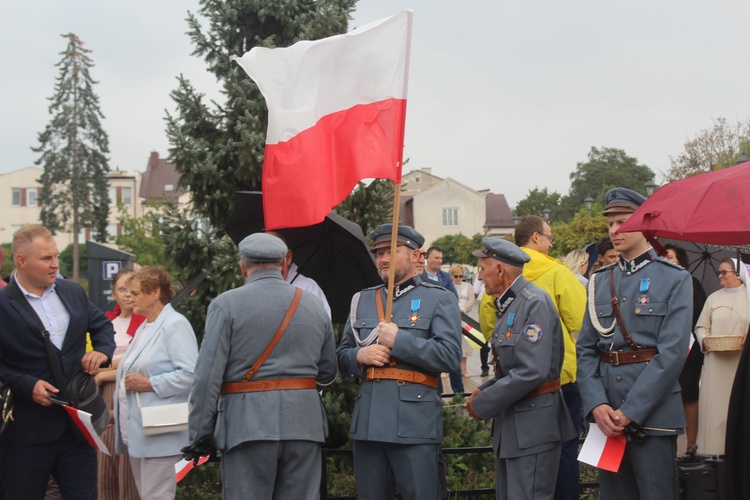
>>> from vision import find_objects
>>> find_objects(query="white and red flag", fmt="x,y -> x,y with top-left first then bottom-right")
233,10 -> 412,229
175,455 -> 210,483
63,406 -> 110,455
578,423 -> 626,472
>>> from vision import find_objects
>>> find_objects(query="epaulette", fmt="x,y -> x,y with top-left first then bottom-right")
591,262 -> 617,274
420,281 -> 445,290
363,283 -> 385,292
655,257 -> 685,271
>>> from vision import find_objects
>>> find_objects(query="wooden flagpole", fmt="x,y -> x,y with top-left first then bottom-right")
384,182 -> 402,322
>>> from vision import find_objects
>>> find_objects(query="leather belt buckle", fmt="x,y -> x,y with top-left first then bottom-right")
610,351 -> 620,366
365,367 -> 375,381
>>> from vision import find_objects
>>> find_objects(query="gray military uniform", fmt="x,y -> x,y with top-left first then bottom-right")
337,275 -> 462,499
576,249 -> 692,499
189,269 -> 337,500
471,275 -> 576,500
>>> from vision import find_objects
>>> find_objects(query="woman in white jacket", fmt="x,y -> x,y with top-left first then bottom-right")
114,266 -> 198,500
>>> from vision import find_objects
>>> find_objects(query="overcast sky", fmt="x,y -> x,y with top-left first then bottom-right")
3,1 -> 750,207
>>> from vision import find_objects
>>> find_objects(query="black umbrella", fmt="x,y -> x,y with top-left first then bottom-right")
225,191 -> 381,324
657,239 -> 748,295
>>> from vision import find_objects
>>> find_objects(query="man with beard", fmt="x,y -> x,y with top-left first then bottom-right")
337,224 -> 462,499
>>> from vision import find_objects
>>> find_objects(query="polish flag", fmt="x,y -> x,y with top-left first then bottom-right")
578,423 -> 626,472
234,11 -> 412,229
175,455 -> 210,483
63,406 -> 110,455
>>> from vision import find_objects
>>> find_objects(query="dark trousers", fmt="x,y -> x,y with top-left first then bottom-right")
480,347 -> 490,372
0,427 -> 97,500
447,370 -> 464,395
555,382 -> 583,500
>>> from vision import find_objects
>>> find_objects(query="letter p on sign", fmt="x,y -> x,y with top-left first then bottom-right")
103,261 -> 121,281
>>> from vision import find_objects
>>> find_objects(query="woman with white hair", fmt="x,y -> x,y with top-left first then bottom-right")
695,258 -> 750,456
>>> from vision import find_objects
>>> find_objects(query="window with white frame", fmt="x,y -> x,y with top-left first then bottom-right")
122,187 -> 132,205
11,188 -> 21,206
442,207 -> 459,226
27,188 -> 38,206
109,187 -> 117,205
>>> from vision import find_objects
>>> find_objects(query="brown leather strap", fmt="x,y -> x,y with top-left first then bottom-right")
221,377 -> 316,394
491,344 -> 504,379
599,348 -> 657,366
362,367 -> 438,389
523,378 -> 561,399
608,267 -> 641,350
240,288 -> 302,381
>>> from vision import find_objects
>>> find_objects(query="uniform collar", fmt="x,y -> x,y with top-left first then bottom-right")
617,247 -> 656,274
388,276 -> 418,299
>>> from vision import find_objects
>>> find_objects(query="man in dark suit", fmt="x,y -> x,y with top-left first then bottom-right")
0,225 -> 115,499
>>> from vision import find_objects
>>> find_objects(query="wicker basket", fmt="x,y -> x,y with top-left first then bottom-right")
704,335 -> 745,352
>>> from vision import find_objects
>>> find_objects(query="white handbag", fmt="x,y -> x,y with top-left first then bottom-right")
134,323 -> 189,436
138,399 -> 189,436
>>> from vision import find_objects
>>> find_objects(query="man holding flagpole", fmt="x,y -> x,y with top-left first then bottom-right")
337,224 -> 461,499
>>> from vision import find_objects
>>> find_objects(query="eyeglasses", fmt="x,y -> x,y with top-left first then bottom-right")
717,270 -> 736,277
420,252 -> 428,258
453,274 -> 464,278
540,233 -> 554,244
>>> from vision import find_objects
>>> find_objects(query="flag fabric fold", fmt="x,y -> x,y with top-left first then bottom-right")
578,423 -> 626,472
175,455 -> 210,483
63,405 -> 110,455
234,10 -> 412,230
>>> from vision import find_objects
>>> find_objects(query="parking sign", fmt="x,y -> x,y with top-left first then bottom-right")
103,261 -> 121,281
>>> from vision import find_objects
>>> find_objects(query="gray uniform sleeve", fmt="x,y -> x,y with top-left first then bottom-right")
188,300 -> 231,445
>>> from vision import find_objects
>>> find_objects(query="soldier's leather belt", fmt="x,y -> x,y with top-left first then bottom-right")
220,377 -> 317,394
362,367 -> 438,389
599,349 -> 657,366
523,378 -> 561,399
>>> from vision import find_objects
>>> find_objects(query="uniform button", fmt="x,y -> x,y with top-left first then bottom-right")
530,403 -> 535,408
627,272 -> 632,276
622,297 -> 627,303
417,394 -> 422,399
649,308 -> 653,312
616,376 -> 623,382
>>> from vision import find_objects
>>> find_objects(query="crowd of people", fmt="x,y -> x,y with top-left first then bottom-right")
0,182 -> 748,499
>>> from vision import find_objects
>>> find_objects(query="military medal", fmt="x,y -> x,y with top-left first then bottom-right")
502,312 -> 515,342
637,278 -> 651,307
409,299 -> 421,325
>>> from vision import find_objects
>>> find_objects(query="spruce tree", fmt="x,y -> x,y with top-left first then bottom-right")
161,0 -> 359,333
33,33 -> 110,280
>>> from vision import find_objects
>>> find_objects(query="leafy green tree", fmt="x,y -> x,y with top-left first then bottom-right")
514,187 -> 562,220
59,243 -> 88,279
430,233 -> 486,265
557,147 -> 655,221
0,244 -> 14,281
116,206 -> 166,268
666,117 -> 750,181
33,33 -> 111,280
335,179 -> 394,237
550,206 -> 609,258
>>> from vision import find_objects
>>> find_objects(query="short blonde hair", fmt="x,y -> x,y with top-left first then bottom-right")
449,263 -> 464,277
564,249 -> 588,274
12,225 -> 53,257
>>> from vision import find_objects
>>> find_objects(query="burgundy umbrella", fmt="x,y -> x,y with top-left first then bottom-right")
618,161 -> 750,246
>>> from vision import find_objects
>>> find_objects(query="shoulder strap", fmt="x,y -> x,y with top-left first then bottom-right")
608,267 -> 641,350
5,280 -> 70,400
242,288 -> 302,381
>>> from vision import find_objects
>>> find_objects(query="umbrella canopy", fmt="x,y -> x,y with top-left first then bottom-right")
225,191 -> 381,324
618,161 -> 750,246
